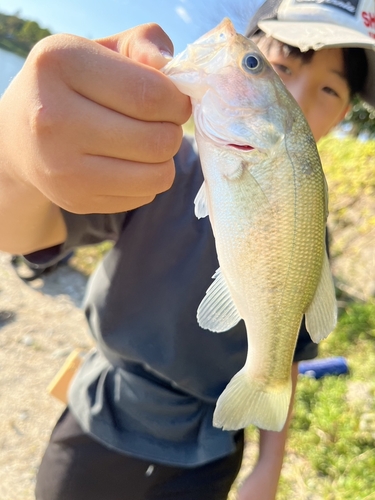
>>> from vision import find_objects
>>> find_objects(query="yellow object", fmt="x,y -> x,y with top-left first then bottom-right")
48,349 -> 85,404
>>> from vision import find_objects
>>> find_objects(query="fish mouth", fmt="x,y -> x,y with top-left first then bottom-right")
228,144 -> 254,151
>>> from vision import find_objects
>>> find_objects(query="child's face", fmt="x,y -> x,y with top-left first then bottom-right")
260,42 -> 351,141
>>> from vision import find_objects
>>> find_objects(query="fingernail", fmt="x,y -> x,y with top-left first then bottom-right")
159,49 -> 173,61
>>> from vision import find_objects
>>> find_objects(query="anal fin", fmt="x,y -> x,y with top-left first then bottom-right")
194,181 -> 209,219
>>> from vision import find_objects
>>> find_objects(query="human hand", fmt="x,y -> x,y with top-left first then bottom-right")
0,23 -> 191,214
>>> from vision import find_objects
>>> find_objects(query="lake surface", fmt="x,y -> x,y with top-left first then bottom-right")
0,47 -> 25,95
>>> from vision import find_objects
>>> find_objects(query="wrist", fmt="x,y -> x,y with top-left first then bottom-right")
237,462 -> 280,500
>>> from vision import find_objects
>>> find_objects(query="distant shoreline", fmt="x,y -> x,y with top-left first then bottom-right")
0,12 -> 52,59
0,39 -> 27,58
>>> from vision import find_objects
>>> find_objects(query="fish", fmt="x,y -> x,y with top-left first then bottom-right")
162,19 -> 337,432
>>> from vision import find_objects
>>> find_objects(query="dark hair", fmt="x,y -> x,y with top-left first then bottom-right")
252,30 -> 368,100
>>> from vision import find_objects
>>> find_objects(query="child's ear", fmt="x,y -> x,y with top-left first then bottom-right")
336,104 -> 351,126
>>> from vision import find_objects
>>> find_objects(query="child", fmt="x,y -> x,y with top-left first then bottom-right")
0,0 -> 373,498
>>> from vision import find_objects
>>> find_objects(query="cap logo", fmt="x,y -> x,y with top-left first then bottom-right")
361,0 -> 375,35
295,0 -> 360,16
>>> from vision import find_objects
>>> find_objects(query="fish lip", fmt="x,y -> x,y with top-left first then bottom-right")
227,144 -> 255,151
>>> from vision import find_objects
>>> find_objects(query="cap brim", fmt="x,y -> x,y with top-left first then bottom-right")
258,20 -> 375,107
258,20 -> 375,51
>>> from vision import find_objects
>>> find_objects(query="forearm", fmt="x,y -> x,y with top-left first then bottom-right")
0,175 -> 66,254
0,74 -> 67,254
0,142 -> 66,255
237,363 -> 299,500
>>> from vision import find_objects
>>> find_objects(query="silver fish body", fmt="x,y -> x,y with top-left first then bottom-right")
163,19 -> 337,432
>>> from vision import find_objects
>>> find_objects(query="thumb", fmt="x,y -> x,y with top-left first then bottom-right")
97,23 -> 174,70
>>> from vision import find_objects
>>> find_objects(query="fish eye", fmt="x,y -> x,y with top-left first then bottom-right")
242,53 -> 263,73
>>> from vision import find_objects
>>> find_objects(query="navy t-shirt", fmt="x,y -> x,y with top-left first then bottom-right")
26,136 -> 318,466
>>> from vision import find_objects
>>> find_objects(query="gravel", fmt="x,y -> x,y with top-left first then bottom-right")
0,252 -> 91,500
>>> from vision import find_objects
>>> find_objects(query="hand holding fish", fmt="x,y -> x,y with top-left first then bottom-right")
19,24 -> 191,211
0,24 -> 191,253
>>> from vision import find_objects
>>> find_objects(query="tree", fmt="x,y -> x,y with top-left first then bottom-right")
19,21 -> 45,45
341,96 -> 375,138
0,11 -> 52,56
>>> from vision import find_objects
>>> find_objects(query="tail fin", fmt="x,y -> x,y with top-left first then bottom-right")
213,368 -> 291,432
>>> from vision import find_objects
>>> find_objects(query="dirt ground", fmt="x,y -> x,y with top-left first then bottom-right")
0,252 -> 91,500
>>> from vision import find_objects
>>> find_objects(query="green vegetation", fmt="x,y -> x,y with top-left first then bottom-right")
0,12 -> 52,57
318,136 -> 375,276
70,241 -> 113,276
342,96 -> 375,138
319,136 -> 375,206
283,301 -> 375,499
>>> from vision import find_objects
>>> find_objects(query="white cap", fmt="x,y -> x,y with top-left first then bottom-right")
255,0 -> 375,106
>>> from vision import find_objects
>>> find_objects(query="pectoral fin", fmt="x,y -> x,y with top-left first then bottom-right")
197,268 -> 242,332
194,182 -> 209,219
305,251 -> 337,343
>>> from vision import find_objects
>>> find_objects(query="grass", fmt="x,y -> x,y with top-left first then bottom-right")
318,136 -> 375,267
283,300 -> 375,499
69,241 -> 113,276
69,134 -> 375,499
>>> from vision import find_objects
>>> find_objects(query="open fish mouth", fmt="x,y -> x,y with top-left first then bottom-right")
227,144 -> 254,151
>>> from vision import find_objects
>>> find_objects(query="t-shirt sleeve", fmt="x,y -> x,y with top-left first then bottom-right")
23,211 -> 126,268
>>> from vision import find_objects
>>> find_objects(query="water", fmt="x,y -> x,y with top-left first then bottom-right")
0,48 -> 25,96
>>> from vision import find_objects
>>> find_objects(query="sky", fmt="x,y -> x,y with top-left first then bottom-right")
0,0 -> 264,53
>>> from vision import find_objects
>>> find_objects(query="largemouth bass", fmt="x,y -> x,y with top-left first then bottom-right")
163,19 -> 337,432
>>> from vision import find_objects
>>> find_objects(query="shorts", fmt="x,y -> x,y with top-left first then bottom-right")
35,409 -> 244,500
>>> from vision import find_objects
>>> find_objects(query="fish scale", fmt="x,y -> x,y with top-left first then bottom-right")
163,18 -> 337,431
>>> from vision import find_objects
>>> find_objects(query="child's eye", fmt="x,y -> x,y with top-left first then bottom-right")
272,63 -> 292,76
323,86 -> 339,98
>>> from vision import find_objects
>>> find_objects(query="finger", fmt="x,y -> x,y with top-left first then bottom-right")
98,23 -> 175,70
39,155 -> 176,213
50,90 -> 183,164
84,194 -> 157,214
80,155 -> 176,199
34,33 -> 191,125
